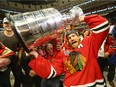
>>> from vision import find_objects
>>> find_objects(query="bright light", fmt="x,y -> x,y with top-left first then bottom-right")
0,8 -> 21,13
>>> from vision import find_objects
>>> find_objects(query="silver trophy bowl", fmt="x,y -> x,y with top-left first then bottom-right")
6,6 -> 84,52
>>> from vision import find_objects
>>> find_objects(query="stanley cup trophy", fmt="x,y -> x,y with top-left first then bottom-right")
6,6 -> 84,53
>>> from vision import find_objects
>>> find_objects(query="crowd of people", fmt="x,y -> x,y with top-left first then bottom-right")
0,7 -> 116,87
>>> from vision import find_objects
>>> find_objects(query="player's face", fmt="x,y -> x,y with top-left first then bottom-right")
67,33 -> 80,48
46,43 -> 54,56
84,30 -> 90,37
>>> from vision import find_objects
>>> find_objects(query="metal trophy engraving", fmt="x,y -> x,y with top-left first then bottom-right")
6,6 -> 84,52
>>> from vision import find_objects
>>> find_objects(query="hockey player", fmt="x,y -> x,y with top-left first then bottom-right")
28,9 -> 110,87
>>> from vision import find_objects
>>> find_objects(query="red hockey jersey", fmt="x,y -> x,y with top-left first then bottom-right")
0,42 -> 15,58
29,14 -> 109,87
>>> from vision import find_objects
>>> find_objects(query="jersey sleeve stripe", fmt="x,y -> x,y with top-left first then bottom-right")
47,65 -> 56,79
92,21 -> 109,33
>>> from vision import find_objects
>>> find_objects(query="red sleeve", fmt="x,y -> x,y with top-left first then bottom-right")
84,14 -> 109,57
0,46 -> 15,58
31,34 -> 57,47
29,55 -> 51,78
29,51 -> 65,79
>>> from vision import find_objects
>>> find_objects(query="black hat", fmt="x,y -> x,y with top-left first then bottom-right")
66,30 -> 79,40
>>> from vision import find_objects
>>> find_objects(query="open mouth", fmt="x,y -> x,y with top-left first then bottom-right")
71,41 -> 77,45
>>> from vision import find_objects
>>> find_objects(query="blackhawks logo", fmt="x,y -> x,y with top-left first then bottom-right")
64,51 -> 86,74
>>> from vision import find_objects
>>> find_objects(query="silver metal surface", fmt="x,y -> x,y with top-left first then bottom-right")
7,6 -> 84,52
69,5 -> 84,19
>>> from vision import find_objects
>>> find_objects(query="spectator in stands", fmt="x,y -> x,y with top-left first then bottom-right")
0,17 -> 24,87
0,42 -> 16,87
107,23 -> 116,87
